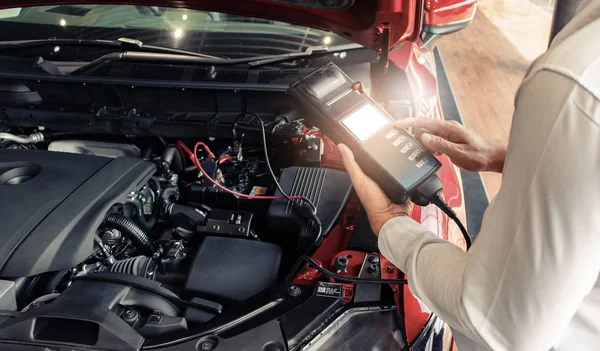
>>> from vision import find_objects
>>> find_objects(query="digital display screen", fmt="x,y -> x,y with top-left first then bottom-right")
341,104 -> 390,142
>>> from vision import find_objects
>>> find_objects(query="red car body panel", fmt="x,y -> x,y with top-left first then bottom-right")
424,0 -> 477,26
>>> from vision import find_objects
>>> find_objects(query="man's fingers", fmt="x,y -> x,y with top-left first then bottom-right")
395,118 -> 456,140
337,143 -> 381,205
395,118 -> 444,132
337,144 -> 411,234
420,133 -> 460,157
337,144 -> 365,182
413,127 -> 431,141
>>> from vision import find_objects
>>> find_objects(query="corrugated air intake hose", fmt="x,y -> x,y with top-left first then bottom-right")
104,213 -> 153,255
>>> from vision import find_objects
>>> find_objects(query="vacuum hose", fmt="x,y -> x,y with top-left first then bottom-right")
104,213 -> 153,255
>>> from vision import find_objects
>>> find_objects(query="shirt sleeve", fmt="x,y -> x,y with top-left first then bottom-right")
378,70 -> 600,350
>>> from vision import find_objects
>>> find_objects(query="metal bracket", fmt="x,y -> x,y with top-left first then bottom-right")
353,253 -> 382,303
375,24 -> 391,75
305,135 -> 322,167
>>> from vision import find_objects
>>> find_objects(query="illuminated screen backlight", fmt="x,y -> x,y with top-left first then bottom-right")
341,104 -> 390,142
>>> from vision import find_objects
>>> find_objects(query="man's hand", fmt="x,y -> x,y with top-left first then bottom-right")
396,118 -> 506,173
338,143 -> 412,235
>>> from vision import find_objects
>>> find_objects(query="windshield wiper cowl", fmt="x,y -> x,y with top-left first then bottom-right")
0,38 -> 223,60
246,43 -> 364,67
71,43 -> 367,76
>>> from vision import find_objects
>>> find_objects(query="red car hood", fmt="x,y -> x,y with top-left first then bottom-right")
0,0 -> 422,51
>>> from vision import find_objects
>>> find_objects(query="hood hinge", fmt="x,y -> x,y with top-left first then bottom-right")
375,24 -> 390,75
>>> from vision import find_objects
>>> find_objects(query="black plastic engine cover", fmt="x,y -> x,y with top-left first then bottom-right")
185,236 -> 282,303
0,149 -> 155,277
267,166 -> 352,249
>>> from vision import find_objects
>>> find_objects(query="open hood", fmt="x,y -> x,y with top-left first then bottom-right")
0,0 -> 423,51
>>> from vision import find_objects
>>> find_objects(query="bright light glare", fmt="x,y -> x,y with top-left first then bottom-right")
174,28 -> 183,39
53,46 -> 60,53
341,104 -> 390,142
182,14 -> 188,20
59,19 -> 66,26
323,36 -> 332,45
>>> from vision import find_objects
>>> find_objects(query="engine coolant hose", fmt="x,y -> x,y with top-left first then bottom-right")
105,213 -> 153,255
160,145 -> 183,173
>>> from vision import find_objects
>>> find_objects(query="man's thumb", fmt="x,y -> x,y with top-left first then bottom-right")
338,143 -> 351,157
420,133 -> 456,155
338,143 -> 355,166
338,144 -> 363,178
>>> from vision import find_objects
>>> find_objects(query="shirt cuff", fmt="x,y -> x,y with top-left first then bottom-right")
378,216 -> 428,272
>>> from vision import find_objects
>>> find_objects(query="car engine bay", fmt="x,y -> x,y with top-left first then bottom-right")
0,49 -> 427,348
0,119 -> 377,344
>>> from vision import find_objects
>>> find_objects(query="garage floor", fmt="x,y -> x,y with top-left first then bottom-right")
436,0 -> 552,198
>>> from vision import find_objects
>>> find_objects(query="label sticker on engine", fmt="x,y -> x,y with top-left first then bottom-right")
250,186 -> 267,196
315,282 -> 342,298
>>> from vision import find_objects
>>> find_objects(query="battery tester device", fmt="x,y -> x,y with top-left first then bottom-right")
288,63 -> 472,248
288,63 -> 442,205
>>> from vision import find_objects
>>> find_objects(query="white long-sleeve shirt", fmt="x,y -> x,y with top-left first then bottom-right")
378,1 -> 600,350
